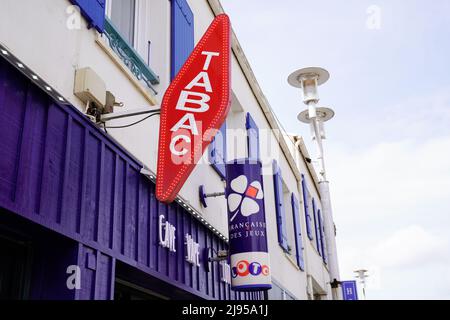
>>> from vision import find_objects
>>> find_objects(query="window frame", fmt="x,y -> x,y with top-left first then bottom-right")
209,122 -> 227,179
246,113 -> 260,161
291,193 -> 305,271
312,198 -> 322,256
272,160 -> 289,252
301,175 -> 314,241
106,0 -> 139,48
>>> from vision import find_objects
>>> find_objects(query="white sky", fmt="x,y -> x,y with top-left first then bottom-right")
221,0 -> 450,299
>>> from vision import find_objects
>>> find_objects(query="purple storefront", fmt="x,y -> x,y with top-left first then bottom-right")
0,55 -> 264,300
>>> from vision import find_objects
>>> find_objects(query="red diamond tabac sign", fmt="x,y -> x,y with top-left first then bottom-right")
156,14 -> 231,203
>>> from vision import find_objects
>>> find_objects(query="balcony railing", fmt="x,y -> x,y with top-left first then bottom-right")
104,18 -> 160,95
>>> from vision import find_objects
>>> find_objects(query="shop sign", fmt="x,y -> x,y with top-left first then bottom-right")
225,159 -> 272,291
342,281 -> 359,300
156,14 -> 231,203
158,214 -> 176,252
185,234 -> 200,267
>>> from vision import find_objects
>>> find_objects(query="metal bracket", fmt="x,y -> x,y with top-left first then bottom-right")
330,279 -> 342,288
199,185 -> 225,208
204,247 -> 229,272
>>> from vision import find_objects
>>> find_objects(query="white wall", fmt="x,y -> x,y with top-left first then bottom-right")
0,0 -> 336,300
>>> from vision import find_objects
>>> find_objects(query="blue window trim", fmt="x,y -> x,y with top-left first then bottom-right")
318,209 -> 327,264
170,0 -> 194,80
301,174 -> 314,241
209,122 -> 227,179
291,193 -> 305,271
104,18 -> 160,94
70,0 -> 106,33
312,198 -> 322,256
246,113 -> 260,161
273,160 -> 289,252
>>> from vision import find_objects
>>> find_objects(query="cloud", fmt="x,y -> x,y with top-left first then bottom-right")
369,225 -> 449,269
382,87 -> 450,141
221,0 -> 450,299
337,225 -> 450,298
329,133 -> 450,298
329,136 -> 450,233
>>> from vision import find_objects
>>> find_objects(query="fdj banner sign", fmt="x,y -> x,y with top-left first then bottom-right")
342,281 -> 359,300
156,14 -> 231,203
226,160 -> 271,291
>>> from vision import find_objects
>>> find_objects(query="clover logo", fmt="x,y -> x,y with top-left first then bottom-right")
228,175 -> 264,222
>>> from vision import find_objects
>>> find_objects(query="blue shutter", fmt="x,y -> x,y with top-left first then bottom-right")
246,113 -> 260,161
291,193 -> 305,271
312,199 -> 322,256
209,122 -> 226,179
70,0 -> 106,33
273,160 -> 288,251
301,175 -> 314,240
171,0 -> 194,80
318,209 -> 327,264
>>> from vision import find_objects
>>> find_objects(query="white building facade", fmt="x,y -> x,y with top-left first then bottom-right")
0,0 -> 340,300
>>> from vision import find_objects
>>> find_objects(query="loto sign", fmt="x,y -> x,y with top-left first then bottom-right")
156,14 -> 231,203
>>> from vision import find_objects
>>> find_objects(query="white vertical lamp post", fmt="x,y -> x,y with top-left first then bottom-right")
288,67 -> 341,300
354,269 -> 369,300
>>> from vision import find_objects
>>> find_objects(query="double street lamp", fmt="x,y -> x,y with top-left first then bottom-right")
288,67 -> 341,299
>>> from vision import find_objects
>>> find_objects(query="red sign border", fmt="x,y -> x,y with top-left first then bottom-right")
156,14 -> 231,203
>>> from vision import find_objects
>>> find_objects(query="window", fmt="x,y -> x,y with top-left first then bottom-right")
267,280 -> 296,300
301,175 -> 314,241
318,210 -> 328,264
103,0 -> 160,93
246,113 -> 260,161
291,193 -> 305,271
109,0 -> 136,46
209,123 -> 227,179
272,160 -> 289,252
171,0 -> 194,79
70,0 -> 106,33
312,198 -> 322,256
283,187 -> 296,256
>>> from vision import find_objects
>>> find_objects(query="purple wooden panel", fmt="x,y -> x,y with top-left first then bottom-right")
0,57 -> 265,300
157,202 -> 168,275
206,229 -> 213,296
98,146 -> 115,249
94,251 -> 115,300
137,176 -> 150,266
123,165 -> 133,258
76,244 -> 115,300
167,204 -> 177,280
149,184 -> 158,270
219,241 -> 227,300
213,234 -> 219,299
39,103 -> 67,224
193,216 -> 200,292
176,204 -> 185,283
184,210 -> 192,287
0,67 -> 27,204
60,119 -> 84,234
14,87 -> 47,218
198,222 -> 207,293
113,157 -> 126,254
133,168 -> 140,261
82,133 -> 101,242
77,245 -> 96,300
